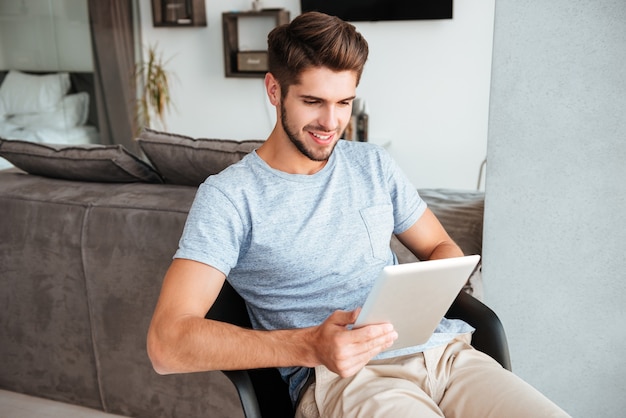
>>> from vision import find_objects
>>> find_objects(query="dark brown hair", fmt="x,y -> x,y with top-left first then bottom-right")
267,11 -> 369,98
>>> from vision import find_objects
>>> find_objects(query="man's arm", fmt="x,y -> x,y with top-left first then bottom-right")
395,208 -> 464,260
146,258 -> 397,378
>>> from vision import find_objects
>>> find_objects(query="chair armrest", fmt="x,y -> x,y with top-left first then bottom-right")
223,368 -> 294,418
223,370 -> 263,418
446,291 -> 512,371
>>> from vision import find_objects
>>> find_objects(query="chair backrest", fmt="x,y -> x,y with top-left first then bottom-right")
206,281 -> 511,418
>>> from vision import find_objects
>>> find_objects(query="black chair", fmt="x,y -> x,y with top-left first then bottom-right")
206,282 -> 511,418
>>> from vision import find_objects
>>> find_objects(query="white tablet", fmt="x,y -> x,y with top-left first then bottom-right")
353,255 -> 481,351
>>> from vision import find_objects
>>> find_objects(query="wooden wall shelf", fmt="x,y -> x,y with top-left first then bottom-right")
151,0 -> 206,27
222,9 -> 290,78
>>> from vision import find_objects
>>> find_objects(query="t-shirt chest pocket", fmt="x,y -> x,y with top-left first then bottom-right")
359,205 -> 394,262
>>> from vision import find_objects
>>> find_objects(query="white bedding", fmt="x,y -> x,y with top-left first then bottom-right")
0,70 -> 100,170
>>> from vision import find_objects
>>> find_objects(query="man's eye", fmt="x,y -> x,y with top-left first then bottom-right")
304,100 -> 318,105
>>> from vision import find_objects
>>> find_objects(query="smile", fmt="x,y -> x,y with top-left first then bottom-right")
310,131 -> 334,144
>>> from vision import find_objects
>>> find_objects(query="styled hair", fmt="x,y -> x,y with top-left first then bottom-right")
267,11 -> 369,97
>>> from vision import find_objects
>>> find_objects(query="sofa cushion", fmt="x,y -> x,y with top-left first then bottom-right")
0,139 -> 163,183
137,128 -> 264,186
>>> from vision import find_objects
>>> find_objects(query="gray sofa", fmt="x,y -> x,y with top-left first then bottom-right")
0,132 -> 484,417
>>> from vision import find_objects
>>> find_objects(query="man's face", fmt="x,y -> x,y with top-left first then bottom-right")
278,67 -> 358,162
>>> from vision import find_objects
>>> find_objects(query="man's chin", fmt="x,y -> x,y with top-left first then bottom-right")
300,140 -> 338,162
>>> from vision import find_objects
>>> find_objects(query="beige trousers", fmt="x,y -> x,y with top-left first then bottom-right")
296,334 -> 570,418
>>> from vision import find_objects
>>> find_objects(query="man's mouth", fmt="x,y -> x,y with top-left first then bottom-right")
309,131 -> 334,145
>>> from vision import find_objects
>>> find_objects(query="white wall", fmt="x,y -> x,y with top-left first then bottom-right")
484,1 -> 626,416
137,0 -> 495,189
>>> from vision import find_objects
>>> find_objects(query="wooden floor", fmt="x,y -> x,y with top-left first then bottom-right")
0,390 -> 127,418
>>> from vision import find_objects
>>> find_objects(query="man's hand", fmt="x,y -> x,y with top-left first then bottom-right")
149,260 -> 398,376
308,309 -> 398,377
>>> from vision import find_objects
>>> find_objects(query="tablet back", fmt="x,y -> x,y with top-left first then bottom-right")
353,255 -> 481,351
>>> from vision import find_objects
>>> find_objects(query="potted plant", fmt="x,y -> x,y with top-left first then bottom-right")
135,43 -> 175,132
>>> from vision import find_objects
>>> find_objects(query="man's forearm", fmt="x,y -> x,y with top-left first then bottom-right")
147,316 -> 316,375
148,308 -> 398,379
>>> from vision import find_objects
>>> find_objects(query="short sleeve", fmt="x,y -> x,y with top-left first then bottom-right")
382,151 -> 426,234
174,182 -> 247,276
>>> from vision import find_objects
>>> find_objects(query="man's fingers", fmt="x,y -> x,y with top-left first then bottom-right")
316,310 -> 398,378
351,322 -> 397,345
334,330 -> 398,377
328,308 -> 361,326
332,324 -> 398,377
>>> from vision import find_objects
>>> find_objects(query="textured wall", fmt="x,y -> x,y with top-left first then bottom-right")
483,1 -> 626,416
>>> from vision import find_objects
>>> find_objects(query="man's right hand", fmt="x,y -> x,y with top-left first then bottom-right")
148,259 -> 397,376
307,309 -> 398,378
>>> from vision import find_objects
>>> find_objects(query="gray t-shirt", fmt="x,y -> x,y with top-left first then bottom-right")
175,140 -> 472,403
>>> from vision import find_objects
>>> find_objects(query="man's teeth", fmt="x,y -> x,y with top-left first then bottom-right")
312,133 -> 331,140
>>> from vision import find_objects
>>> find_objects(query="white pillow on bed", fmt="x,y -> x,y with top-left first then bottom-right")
9,92 -> 89,129
29,126 -> 99,145
0,70 -> 71,114
0,121 -> 22,137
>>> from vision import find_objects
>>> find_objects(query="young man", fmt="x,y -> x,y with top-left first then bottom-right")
147,12 -> 569,417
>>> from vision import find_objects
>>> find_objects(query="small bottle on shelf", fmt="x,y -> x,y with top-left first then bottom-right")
356,100 -> 369,142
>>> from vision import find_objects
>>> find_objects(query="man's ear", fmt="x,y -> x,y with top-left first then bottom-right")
265,72 -> 281,105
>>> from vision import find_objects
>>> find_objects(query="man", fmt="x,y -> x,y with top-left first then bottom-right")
147,11 -> 569,417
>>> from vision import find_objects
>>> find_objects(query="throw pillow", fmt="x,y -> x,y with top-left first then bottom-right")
0,139 -> 163,183
0,71 -> 71,114
137,128 -> 265,186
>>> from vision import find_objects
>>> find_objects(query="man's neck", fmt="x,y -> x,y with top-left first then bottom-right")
257,131 -> 329,175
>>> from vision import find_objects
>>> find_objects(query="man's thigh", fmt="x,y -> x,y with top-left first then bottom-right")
297,336 -> 569,418
307,356 -> 444,418
436,338 -> 570,418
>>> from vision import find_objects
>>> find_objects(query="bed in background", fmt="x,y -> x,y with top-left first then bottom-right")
0,70 -> 100,169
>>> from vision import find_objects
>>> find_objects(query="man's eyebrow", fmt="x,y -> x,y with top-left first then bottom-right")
299,94 -> 357,103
